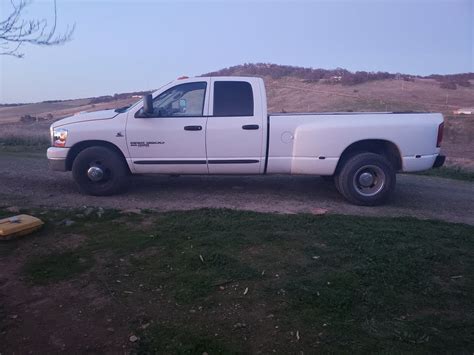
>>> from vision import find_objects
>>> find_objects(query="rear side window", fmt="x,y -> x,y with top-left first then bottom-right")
213,81 -> 254,116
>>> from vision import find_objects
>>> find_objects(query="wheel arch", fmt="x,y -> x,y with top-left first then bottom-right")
66,140 -> 130,172
335,139 -> 402,174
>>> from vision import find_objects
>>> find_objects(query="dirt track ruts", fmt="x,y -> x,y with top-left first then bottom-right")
1,152 -> 473,225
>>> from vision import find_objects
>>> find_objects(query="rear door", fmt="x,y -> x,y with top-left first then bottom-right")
206,78 -> 265,174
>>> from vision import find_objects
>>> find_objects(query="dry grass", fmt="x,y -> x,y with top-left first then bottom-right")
264,76 -> 474,113
443,115 -> 474,170
0,97 -> 139,148
0,123 -> 50,147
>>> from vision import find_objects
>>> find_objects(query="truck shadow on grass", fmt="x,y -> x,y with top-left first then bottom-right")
0,207 -> 473,353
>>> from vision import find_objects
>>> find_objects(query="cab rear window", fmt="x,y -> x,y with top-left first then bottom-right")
213,81 -> 254,117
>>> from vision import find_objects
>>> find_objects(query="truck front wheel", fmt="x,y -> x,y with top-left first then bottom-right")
335,152 -> 396,206
72,146 -> 129,196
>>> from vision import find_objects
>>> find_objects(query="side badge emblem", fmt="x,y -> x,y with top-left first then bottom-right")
116,132 -> 124,137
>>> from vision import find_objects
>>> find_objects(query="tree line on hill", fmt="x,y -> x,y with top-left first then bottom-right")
426,73 -> 473,90
203,63 -> 473,89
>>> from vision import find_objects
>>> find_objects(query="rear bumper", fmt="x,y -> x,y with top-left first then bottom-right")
47,147 -> 69,172
433,155 -> 446,169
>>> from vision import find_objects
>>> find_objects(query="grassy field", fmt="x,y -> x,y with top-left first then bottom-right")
1,207 -> 473,353
417,166 -> 474,182
0,137 -> 49,151
0,123 -> 50,152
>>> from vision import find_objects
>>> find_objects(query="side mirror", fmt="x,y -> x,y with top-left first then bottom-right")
143,94 -> 153,115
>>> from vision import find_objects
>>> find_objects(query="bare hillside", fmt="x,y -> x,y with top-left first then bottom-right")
263,76 -> 473,114
2,64 -> 473,122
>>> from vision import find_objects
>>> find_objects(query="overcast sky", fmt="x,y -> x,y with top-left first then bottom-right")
0,0 -> 472,103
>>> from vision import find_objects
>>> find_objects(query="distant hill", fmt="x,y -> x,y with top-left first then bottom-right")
1,62 -> 473,130
0,91 -> 152,124
203,63 -> 474,89
2,64 -> 473,123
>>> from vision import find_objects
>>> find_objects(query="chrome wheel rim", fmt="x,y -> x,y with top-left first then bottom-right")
86,160 -> 111,183
87,166 -> 104,182
352,165 -> 386,197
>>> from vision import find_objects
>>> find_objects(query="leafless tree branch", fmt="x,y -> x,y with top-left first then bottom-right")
0,0 -> 75,58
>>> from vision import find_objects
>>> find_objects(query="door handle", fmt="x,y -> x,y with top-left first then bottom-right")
184,125 -> 202,131
242,124 -> 259,130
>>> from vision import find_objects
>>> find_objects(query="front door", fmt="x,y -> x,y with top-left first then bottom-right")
206,79 -> 264,174
126,80 -> 210,174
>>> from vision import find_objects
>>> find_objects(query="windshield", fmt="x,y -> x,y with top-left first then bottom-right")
115,81 -> 173,114
113,94 -> 150,114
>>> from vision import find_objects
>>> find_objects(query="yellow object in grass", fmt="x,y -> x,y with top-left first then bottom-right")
0,214 -> 44,240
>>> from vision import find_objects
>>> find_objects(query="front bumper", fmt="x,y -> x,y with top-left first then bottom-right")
48,158 -> 67,171
47,147 -> 70,172
433,155 -> 446,169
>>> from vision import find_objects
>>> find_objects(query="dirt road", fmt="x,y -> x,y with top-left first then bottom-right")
1,151 -> 473,225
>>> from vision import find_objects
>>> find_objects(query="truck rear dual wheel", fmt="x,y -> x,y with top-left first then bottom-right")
335,153 -> 396,206
72,146 -> 129,196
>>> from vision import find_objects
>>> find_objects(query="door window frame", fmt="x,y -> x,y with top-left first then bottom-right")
212,81 -> 254,117
131,79 -> 211,119
208,78 -> 258,117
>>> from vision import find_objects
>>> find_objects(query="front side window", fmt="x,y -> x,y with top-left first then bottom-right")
140,82 -> 207,117
213,81 -> 254,116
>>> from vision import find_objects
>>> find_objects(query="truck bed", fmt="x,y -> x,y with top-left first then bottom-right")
265,111 -> 444,175
269,111 -> 430,116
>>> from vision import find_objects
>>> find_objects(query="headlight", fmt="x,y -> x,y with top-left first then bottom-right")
53,128 -> 68,147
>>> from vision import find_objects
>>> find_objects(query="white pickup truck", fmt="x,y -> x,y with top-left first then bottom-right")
47,76 -> 445,205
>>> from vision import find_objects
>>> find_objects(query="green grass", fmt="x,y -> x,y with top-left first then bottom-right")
0,136 -> 49,147
0,149 -> 46,158
137,325 -> 240,355
23,251 -> 93,284
417,166 -> 474,182
0,136 -> 49,154
1,207 -> 473,353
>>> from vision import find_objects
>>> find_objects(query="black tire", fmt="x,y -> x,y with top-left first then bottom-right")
334,171 -> 345,195
72,146 -> 129,196
334,152 -> 396,206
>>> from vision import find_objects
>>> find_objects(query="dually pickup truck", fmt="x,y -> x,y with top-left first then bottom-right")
47,76 -> 445,205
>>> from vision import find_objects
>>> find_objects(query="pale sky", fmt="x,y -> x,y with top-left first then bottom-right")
0,0 -> 472,103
